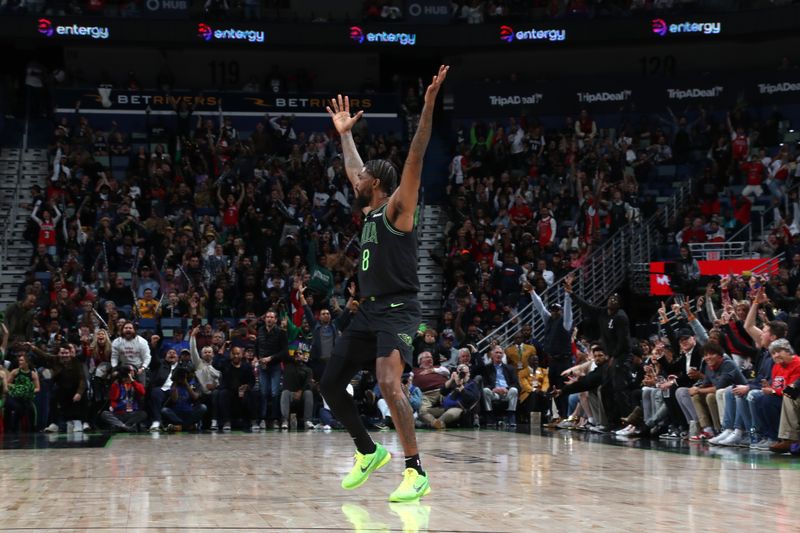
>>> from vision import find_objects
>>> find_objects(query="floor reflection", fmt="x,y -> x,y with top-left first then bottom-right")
342,502 -> 432,533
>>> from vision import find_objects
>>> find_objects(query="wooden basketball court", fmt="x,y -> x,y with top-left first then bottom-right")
1,428 -> 799,532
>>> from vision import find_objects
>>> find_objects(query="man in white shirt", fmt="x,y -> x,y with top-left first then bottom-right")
111,321 -> 151,385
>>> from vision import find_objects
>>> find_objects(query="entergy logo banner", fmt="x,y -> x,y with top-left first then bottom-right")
197,23 -> 265,43
651,18 -> 721,36
349,26 -> 416,46
38,18 -> 109,40
499,24 -> 565,42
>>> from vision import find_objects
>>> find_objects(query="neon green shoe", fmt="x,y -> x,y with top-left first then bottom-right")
388,468 -> 431,502
341,443 -> 391,490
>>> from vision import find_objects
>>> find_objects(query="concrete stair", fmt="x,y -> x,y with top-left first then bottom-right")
0,148 -> 49,311
417,204 -> 447,328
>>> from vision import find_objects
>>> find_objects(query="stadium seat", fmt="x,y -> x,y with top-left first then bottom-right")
161,318 -> 184,330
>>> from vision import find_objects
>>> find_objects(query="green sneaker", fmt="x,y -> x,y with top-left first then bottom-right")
388,468 -> 431,502
341,443 -> 391,490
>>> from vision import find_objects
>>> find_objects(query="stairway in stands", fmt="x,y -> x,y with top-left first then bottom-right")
416,204 -> 447,329
0,148 -> 48,310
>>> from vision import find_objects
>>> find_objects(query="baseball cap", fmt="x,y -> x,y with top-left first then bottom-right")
677,328 -> 693,340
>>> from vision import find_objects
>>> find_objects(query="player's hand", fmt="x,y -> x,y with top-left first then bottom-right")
423,65 -> 449,107
326,95 -> 363,135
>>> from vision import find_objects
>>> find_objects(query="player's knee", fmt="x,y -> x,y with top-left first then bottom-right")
378,377 -> 401,397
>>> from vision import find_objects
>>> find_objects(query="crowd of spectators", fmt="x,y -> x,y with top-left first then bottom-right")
0,0 -> 766,21
4,55 -> 800,462
0,0 -> 289,19
439,98 -> 799,348
364,0 -> 757,23
423,86 -> 800,455
0,84 -> 414,433
0,74 -> 549,435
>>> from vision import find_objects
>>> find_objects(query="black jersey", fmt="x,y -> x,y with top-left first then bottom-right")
358,202 -> 419,298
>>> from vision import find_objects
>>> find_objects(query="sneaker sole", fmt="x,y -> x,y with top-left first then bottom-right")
342,450 -> 392,490
388,483 -> 431,503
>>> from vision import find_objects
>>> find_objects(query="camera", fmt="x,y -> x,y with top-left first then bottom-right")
458,371 -> 467,380
401,376 -> 409,385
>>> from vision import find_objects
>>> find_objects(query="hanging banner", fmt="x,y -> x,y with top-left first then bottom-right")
455,72 -> 800,117
54,89 -> 399,118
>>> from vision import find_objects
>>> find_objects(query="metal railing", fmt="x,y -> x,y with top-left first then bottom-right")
726,222 -> 752,245
474,222 -> 633,354
0,115 -> 29,277
752,251 -> 785,277
475,174 -> 699,352
688,241 -> 750,261
749,181 -> 800,250
627,176 -> 697,294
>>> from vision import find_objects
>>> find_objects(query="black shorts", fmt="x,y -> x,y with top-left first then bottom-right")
332,293 -> 421,367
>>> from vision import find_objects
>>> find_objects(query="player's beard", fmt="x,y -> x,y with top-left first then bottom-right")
353,189 -> 370,210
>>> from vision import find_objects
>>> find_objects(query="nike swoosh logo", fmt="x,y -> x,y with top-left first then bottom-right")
390,303 -> 404,308
414,480 -> 426,493
360,456 -> 375,473
371,213 -> 382,218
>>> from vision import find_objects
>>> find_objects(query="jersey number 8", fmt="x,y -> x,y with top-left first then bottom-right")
361,249 -> 370,271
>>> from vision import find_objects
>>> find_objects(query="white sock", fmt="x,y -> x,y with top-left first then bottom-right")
588,417 -> 595,424
733,428 -> 743,437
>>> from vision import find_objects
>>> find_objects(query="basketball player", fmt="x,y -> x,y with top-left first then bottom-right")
320,65 -> 448,502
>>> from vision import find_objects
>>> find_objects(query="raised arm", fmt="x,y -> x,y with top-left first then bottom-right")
744,289 -> 765,345
31,204 -> 43,225
523,281 -> 550,320
189,326 -> 202,369
563,292 -> 573,332
387,65 -> 449,232
326,95 -> 364,190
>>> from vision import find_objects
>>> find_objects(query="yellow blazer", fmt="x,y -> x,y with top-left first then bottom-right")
518,366 -> 549,404
504,343 -> 537,370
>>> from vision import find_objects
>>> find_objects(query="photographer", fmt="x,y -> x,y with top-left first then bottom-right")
429,364 -> 480,430
160,366 -> 207,432
100,365 -> 146,432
